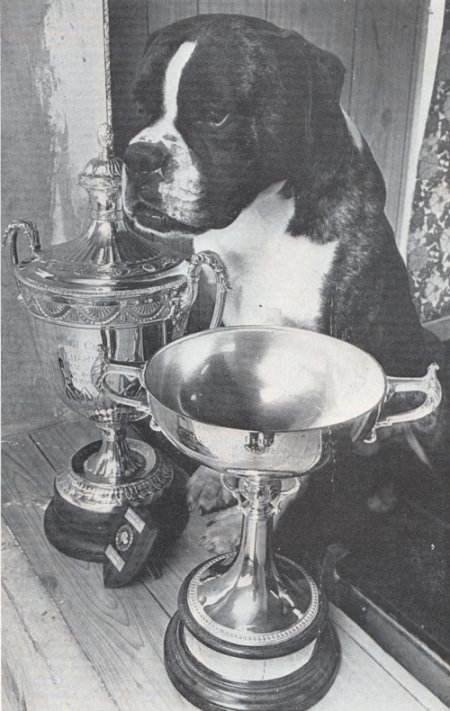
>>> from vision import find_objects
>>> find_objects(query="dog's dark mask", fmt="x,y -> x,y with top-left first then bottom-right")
123,14 -> 348,235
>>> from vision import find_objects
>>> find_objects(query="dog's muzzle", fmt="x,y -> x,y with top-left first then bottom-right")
123,141 -> 196,233
123,141 -> 170,180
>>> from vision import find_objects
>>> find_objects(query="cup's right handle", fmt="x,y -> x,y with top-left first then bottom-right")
364,363 -> 442,444
189,250 -> 230,328
96,361 -> 151,415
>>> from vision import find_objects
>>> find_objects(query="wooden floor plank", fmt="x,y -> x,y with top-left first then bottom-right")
2,522 -> 118,711
330,607 -> 447,711
2,421 -> 445,710
1,431 -> 197,711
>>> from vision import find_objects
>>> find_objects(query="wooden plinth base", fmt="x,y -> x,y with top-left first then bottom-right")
44,464 -> 188,562
164,611 -> 340,711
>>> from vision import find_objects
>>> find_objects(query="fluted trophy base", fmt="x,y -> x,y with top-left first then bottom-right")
164,556 -> 340,711
44,439 -> 188,562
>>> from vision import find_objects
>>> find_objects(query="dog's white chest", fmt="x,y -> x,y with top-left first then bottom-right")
229,236 -> 337,328
194,187 -> 337,330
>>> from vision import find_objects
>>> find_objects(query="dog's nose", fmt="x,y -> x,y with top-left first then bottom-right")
123,141 -> 170,176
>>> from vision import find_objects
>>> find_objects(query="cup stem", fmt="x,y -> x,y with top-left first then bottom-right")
197,475 -> 304,634
83,425 -> 146,483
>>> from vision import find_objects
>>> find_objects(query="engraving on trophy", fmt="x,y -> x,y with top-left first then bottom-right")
57,349 -> 93,403
18,280 -> 185,326
244,432 -> 275,454
176,419 -> 215,458
115,524 -> 134,552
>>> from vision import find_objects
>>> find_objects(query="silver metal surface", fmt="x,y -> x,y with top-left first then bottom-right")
187,475 -> 319,644
4,127 -> 229,512
188,551 -> 320,645
106,326 -> 441,476
102,325 -> 442,641
56,442 -> 173,512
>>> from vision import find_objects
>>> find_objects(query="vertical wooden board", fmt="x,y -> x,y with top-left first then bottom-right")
146,0 -> 199,31
2,0 -> 106,435
267,0 -> 358,110
349,0 -> 421,236
198,0 -> 266,17
109,0 -> 198,156
109,0 -> 149,157
397,0 -> 430,249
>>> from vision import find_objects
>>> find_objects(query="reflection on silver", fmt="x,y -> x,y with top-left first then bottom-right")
4,127 -> 229,513
104,325 -> 442,647
56,445 -> 173,513
188,553 -> 320,645
140,327 -> 441,475
141,326 -> 441,642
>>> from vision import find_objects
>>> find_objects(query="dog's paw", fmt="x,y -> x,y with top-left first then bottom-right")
199,508 -> 242,554
187,466 -> 234,514
367,483 -> 398,514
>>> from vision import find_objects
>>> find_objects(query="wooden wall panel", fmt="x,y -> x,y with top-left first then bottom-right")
110,0 -> 198,157
110,0 -> 149,157
198,1 -> 266,16
146,0 -> 198,31
109,0 -> 424,237
267,0 -> 357,110
350,0 -> 422,235
2,0 -> 107,436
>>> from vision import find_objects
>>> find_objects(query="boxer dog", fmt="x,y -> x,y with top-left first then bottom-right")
123,14 -> 445,553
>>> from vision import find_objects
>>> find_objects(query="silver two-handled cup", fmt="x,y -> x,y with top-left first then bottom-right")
3,128 -> 230,560
99,326 -> 442,711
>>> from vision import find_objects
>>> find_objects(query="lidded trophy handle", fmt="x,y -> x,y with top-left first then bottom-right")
3,219 -> 41,267
187,250 -> 230,329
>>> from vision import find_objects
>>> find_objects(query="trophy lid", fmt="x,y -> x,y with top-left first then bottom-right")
16,125 -> 185,297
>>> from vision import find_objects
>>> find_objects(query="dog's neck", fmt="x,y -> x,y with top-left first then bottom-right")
192,181 -> 337,330
145,182 -> 338,331
193,181 -> 294,259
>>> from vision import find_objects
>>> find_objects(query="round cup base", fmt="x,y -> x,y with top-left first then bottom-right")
164,611 -> 340,711
44,457 -> 189,562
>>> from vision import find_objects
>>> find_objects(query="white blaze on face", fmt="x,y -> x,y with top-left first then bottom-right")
128,41 -> 202,224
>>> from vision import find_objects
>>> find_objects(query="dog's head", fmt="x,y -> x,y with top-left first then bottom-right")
123,14 -> 349,237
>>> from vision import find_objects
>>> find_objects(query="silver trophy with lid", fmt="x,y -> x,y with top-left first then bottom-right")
4,125 -> 229,560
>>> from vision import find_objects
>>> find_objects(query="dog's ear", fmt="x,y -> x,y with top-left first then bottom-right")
302,37 -> 350,175
303,38 -> 346,115
260,28 -> 351,188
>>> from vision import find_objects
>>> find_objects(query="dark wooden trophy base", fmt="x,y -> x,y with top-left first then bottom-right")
44,452 -> 188,563
164,557 -> 341,711
165,613 -> 340,711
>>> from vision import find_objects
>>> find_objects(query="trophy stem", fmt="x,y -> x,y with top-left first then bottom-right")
166,473 -> 340,711
83,425 -> 146,483
207,477 -> 284,631
190,475 -> 312,636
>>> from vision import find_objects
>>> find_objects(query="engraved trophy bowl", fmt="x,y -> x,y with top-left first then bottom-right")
101,326 -> 441,711
3,127 -> 229,561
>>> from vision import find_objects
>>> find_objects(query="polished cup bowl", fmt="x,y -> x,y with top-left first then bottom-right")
102,326 -> 442,476
101,326 -> 442,711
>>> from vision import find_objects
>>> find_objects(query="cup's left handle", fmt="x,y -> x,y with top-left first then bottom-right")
97,362 -> 151,415
3,219 -> 41,266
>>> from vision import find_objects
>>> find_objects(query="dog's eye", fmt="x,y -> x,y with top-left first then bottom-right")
206,111 -> 230,128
